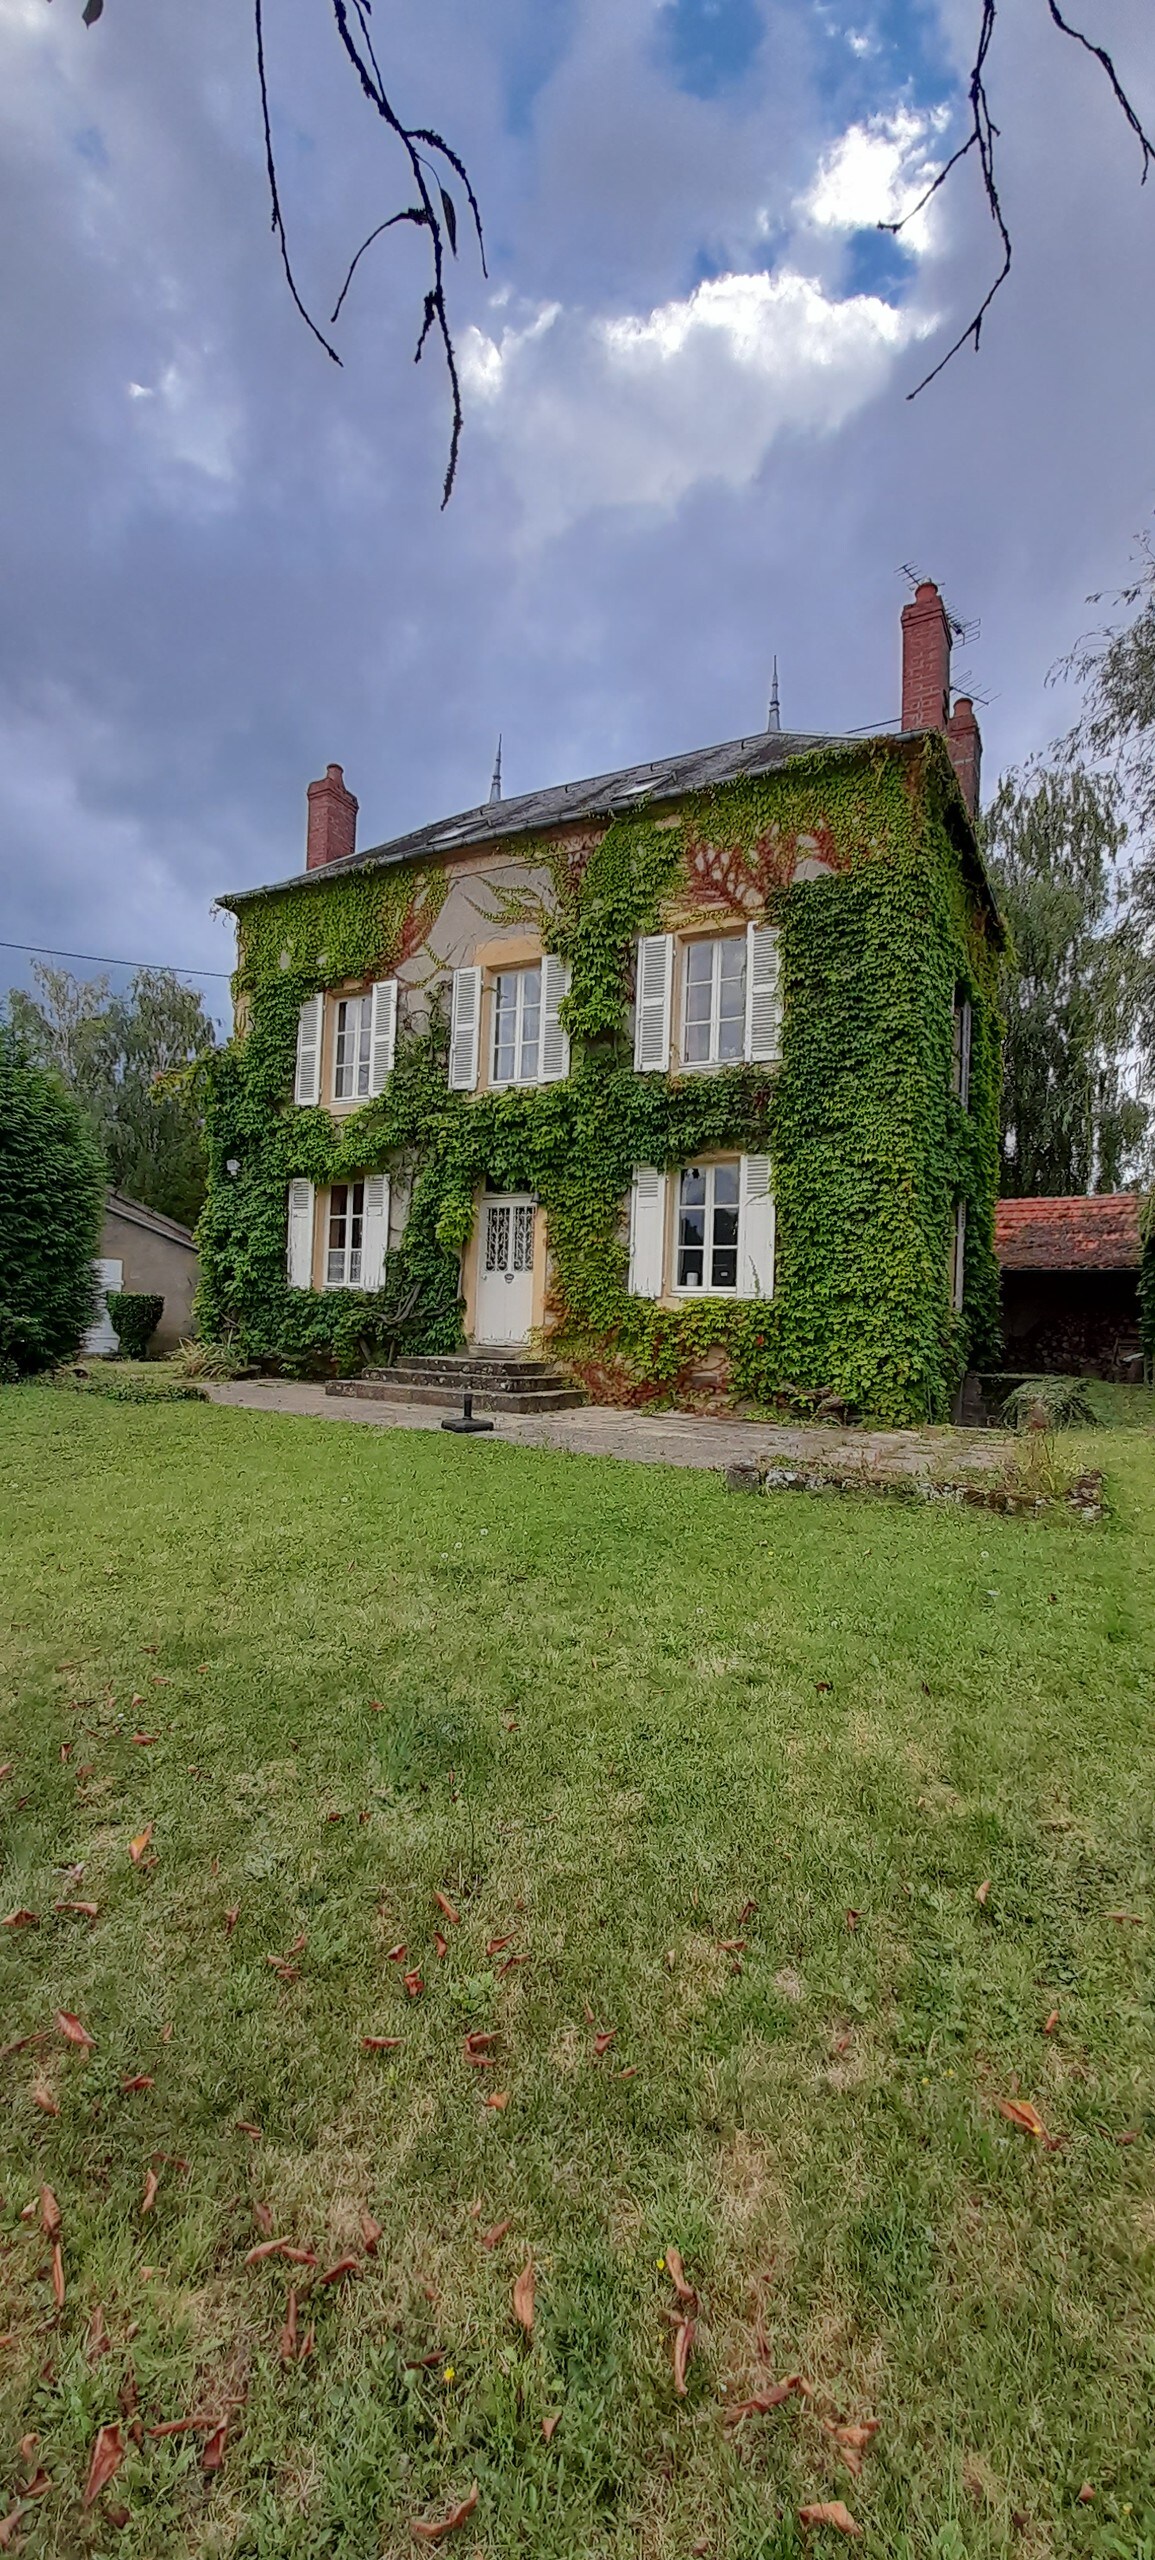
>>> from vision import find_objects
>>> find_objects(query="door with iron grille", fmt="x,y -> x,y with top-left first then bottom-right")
475,1195 -> 536,1344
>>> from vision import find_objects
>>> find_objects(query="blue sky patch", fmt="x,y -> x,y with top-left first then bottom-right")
658,0 -> 765,100
844,223 -> 916,300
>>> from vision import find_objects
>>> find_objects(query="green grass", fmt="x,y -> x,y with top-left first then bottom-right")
2,1388 -> 1154,2560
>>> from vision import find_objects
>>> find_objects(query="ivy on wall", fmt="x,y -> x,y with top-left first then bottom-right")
200,737 -> 1003,1423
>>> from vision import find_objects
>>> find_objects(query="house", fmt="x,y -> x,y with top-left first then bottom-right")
201,580 -> 1003,1424
995,1193 -> 1145,1381
85,1192 -> 200,1356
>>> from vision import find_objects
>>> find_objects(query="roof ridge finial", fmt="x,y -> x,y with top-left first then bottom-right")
489,734 -> 503,804
767,657 -> 780,733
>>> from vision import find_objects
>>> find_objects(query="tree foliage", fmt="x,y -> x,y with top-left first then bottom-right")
5,965 -> 218,1230
1065,544 -> 1155,1053
0,1026 -> 106,1377
984,763 -> 1146,1196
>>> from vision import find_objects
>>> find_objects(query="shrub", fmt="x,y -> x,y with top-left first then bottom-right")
1001,1373 -> 1097,1431
106,1291 -> 164,1359
0,1028 -> 106,1376
175,1337 -> 253,1380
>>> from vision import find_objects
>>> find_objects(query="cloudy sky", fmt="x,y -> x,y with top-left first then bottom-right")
1,0 -> 1152,1028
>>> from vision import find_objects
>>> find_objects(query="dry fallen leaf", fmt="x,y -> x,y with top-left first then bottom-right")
40,2188 -> 62,2240
83,2422 -> 124,2507
593,2030 -> 617,2057
386,1942 -> 407,1962
361,2212 -> 383,2254
1076,2484 -> 1095,2505
673,2318 -> 695,2397
541,2410 -> 561,2442
19,2470 -> 51,2501
51,2243 -> 65,2308
202,2420 -> 227,2472
121,2073 -> 153,2093
738,1897 -> 758,1924
433,1932 -> 448,1961
433,1891 -> 461,1925
484,2091 -> 509,2111
996,2097 -> 1055,2145
403,1970 -> 425,2000
54,1900 -> 99,1919
31,2082 -> 60,2116
141,2169 -> 159,2216
55,2011 -> 95,2051
362,2035 -> 402,2052
128,1827 -> 153,1865
131,1733 -> 158,1747
244,2238 -> 292,2265
480,2218 -> 511,2251
976,1879 -> 991,1905
86,2306 -> 109,2362
1106,1912 -> 1143,1925
513,2259 -> 535,2336
723,2381 -> 801,2424
3,1909 -> 39,1929
665,2248 -> 696,2306
224,1907 -> 240,1936
1044,2009 -> 1059,2034
319,2256 -> 359,2285
410,2483 -> 479,2543
0,2511 -> 23,2551
798,2501 -> 862,2536
280,2291 -> 299,2362
822,2419 -> 879,2476
487,1934 -> 515,1956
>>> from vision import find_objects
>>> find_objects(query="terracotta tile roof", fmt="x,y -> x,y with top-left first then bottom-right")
995,1194 -> 1143,1272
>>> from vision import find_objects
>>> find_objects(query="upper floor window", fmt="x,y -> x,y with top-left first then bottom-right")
684,938 -> 746,1067
634,924 -> 780,1074
448,955 -> 570,1092
334,995 -> 372,1100
292,981 -> 397,1109
951,988 -> 972,1106
492,965 -> 542,1087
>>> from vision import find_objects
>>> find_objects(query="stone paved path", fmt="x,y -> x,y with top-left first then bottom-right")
203,1380 -> 1010,1480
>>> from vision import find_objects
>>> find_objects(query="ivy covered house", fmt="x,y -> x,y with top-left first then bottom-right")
200,580 -> 1003,1423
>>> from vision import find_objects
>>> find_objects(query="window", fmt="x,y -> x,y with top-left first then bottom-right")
676,1161 -> 741,1292
334,995 -> 372,1100
492,966 -> 542,1086
951,988 -> 972,1106
327,1180 -> 365,1286
683,937 -> 745,1067
951,1198 -> 967,1313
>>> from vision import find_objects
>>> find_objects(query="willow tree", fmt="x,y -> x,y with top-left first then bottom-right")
984,763 -> 1147,1196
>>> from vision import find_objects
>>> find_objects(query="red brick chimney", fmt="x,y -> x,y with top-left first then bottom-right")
306,763 -> 358,870
946,696 -> 981,818
901,580 -> 952,731
900,580 -> 981,819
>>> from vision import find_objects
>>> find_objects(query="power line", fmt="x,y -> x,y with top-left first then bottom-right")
0,937 -> 233,981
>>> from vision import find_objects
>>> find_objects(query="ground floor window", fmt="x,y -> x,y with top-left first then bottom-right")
327,1180 -> 365,1287
676,1161 -> 740,1292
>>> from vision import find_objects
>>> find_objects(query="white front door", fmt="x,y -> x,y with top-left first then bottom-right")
475,1195 -> 536,1345
83,1258 -> 123,1356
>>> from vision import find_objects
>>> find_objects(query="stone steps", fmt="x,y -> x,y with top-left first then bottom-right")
326,1353 -> 584,1418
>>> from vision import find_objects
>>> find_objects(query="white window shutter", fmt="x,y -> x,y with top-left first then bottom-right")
449,966 -> 482,1091
286,1180 -> 315,1288
368,979 -> 398,1098
293,995 -> 323,1105
633,935 -> 673,1073
628,1166 -> 668,1297
738,1155 -> 775,1299
539,954 -> 571,1083
362,1173 -> 390,1290
745,925 -> 781,1064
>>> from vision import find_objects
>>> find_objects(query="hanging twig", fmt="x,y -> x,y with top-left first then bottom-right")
882,0 -> 1153,400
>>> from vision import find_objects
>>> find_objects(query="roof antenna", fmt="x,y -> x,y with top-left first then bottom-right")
489,734 -> 503,804
766,658 -> 781,733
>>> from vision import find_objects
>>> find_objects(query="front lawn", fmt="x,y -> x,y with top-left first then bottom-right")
2,1389 -> 1154,2559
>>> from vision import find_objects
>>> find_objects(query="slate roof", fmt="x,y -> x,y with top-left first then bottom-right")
221,720 -> 1002,935
994,1194 -> 1143,1272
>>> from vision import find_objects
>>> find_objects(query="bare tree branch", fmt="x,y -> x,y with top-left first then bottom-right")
254,0 -> 342,368
882,0 -> 1154,401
